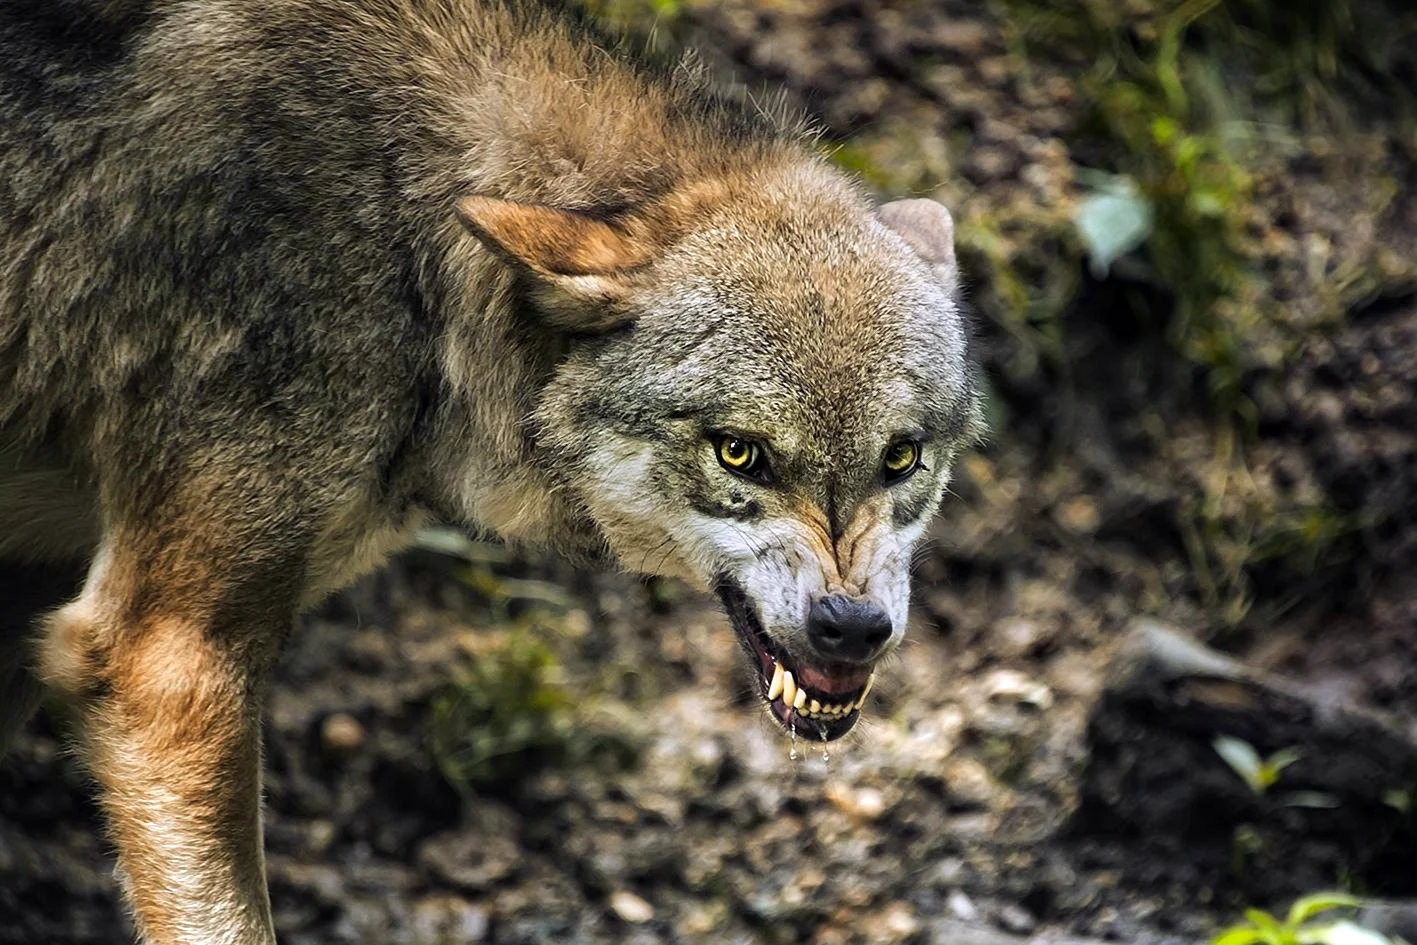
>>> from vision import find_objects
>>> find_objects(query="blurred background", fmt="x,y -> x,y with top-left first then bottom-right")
3,1 -> 1416,943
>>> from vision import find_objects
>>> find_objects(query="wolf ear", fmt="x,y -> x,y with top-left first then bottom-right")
454,196 -> 654,276
877,198 -> 958,293
455,196 -> 654,330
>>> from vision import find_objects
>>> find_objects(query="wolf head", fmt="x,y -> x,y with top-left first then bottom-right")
456,159 -> 982,741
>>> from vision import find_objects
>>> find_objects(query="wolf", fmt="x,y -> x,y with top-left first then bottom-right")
0,0 -> 982,941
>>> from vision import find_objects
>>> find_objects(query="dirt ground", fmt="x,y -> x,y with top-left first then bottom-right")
3,2 -> 1416,943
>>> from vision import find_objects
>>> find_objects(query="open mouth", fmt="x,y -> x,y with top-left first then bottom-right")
715,578 -> 875,742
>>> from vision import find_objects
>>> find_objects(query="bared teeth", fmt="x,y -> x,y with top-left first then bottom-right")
782,670 -> 798,710
794,699 -> 857,718
765,663 -> 875,720
856,674 -> 875,710
767,662 -> 784,701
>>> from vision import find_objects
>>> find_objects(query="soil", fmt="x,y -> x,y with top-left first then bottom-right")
3,2 -> 1416,944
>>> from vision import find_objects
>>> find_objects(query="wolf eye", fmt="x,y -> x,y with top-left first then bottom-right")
715,434 -> 770,482
882,440 -> 922,483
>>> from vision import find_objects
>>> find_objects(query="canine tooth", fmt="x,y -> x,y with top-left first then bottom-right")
767,662 -> 784,701
793,686 -> 807,711
782,671 -> 798,710
856,674 -> 875,710
809,699 -> 821,714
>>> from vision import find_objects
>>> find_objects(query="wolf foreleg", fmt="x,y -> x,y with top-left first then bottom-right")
40,530 -> 293,945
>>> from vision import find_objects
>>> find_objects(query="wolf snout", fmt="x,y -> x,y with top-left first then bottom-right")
806,594 -> 893,664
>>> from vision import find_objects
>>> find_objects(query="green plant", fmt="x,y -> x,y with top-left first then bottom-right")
1211,892 -> 1401,945
1003,0 -> 1265,407
1073,172 -> 1155,279
1213,736 -> 1302,795
1213,736 -> 1341,809
430,631 -> 577,791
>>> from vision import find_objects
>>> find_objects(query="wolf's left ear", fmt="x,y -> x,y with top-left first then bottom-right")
455,196 -> 656,330
877,198 -> 958,294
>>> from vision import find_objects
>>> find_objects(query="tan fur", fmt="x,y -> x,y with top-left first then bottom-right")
0,1 -> 982,941
41,535 -> 278,944
454,197 -> 654,276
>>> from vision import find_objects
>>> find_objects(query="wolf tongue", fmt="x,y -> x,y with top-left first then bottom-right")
793,662 -> 870,696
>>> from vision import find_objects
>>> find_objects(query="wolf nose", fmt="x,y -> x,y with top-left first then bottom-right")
806,594 -> 893,663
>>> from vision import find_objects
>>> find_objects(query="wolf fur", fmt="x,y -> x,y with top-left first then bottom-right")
0,1 -> 982,941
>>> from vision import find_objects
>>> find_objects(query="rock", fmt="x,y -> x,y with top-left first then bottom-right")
948,889 -> 980,921
417,830 -> 518,891
410,895 -> 490,943
1054,496 -> 1101,535
320,713 -> 366,754
679,901 -> 727,936
268,859 -> 345,907
981,669 -> 1054,712
964,145 -> 1021,184
931,21 -> 990,57
609,889 -> 654,924
996,903 -> 1038,935
1075,619 -> 1417,897
943,757 -> 1001,809
991,618 -> 1049,659
826,783 -> 889,821
867,901 -> 920,944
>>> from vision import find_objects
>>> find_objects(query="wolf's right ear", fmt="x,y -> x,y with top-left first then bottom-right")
455,196 -> 655,330
877,198 -> 958,294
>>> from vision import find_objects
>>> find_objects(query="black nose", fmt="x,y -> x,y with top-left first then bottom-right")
806,594 -> 893,663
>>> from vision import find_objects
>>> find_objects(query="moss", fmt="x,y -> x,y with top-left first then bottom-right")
417,532 -> 644,792
430,629 -> 577,791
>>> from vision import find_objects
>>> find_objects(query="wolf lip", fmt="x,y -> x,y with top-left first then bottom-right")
715,578 -> 874,742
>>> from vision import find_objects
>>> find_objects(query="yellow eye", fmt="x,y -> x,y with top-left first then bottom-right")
715,434 -> 768,480
883,441 -> 921,481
